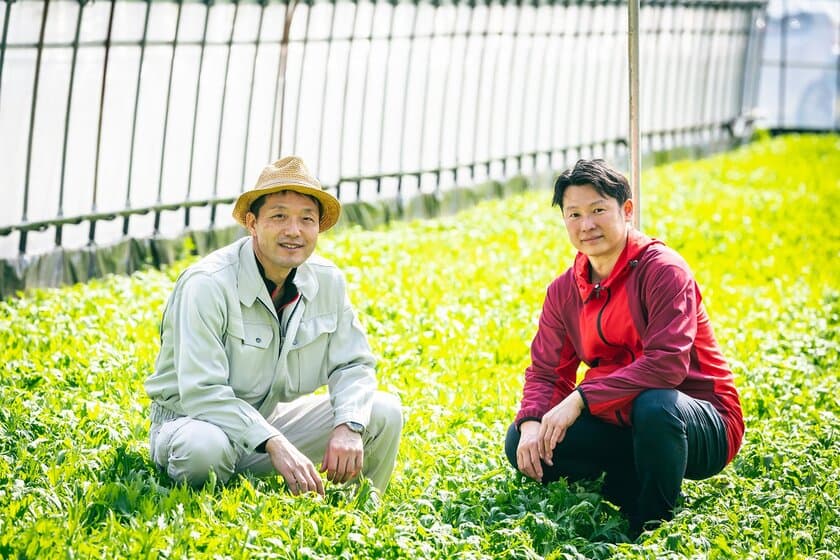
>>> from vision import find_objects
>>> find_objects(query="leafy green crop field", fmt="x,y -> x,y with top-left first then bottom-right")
1,135 -> 838,559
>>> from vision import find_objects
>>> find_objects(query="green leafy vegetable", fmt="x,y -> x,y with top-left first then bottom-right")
1,134 -> 837,558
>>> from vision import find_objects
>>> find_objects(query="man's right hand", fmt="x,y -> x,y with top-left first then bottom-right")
516,421 -> 544,482
265,434 -> 325,496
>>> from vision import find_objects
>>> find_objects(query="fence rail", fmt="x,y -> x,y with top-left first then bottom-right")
0,0 -> 766,296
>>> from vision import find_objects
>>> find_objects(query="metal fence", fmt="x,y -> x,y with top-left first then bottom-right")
0,0 -> 766,296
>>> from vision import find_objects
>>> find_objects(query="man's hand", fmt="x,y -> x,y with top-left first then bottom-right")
320,424 -> 364,484
538,390 -> 584,465
517,391 -> 585,482
516,420 -> 544,482
266,434 -> 325,496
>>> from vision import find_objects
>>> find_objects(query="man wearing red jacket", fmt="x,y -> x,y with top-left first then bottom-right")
505,159 -> 744,535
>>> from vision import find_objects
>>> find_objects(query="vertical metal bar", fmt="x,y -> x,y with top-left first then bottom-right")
272,0 -> 297,159
435,0 -> 457,189
628,0 -> 641,230
514,0 -> 534,168
684,5 -> 706,147
210,0 -> 241,227
240,0 -> 268,187
719,9 -> 739,133
290,0 -> 312,154
574,0 -> 595,157
154,0 -> 184,234
670,2 -> 689,145
123,0 -> 152,235
714,7 -> 728,138
739,6 -> 757,123
665,2 -> 684,147
739,6 -> 764,121
375,0 -> 397,193
355,0 -> 377,199
604,0 -> 623,155
710,8 -> 727,137
335,0 -> 360,198
0,0 -> 14,107
736,7 -> 753,123
396,0 -> 421,195
88,0 -> 117,245
778,0 -> 787,127
315,0 -> 339,173
56,0 -> 87,247
698,7 -> 719,143
596,0 -> 613,155
453,0 -> 477,184
20,0 -> 51,254
546,0 -> 569,165
184,1 -> 211,228
834,11 -> 839,131
501,0 -> 522,175
531,0 -> 550,166
558,0 -> 577,161
417,0 -> 441,187
591,0 -> 608,154
650,3 -> 668,150
470,0 -> 490,179
481,0 -> 501,176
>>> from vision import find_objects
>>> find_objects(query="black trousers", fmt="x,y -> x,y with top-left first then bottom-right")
505,389 -> 729,531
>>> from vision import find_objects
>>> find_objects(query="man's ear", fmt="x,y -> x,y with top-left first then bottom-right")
623,198 -> 634,222
245,211 -> 257,235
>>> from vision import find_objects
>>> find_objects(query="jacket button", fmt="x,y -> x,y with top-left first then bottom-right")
256,337 -> 262,343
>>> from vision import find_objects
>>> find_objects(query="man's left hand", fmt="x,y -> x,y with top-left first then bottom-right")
320,424 -> 364,484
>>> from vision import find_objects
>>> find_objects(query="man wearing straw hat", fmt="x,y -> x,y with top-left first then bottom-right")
145,156 -> 402,496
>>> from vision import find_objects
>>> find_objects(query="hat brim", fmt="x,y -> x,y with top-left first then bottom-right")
233,183 -> 341,232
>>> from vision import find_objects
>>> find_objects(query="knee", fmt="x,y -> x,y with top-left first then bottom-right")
369,391 -> 404,438
632,389 -> 681,433
504,423 -> 520,468
168,422 -> 236,487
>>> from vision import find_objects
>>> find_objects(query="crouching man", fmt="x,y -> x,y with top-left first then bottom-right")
145,156 -> 402,495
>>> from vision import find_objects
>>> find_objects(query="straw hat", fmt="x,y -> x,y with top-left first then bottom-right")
232,156 -> 341,232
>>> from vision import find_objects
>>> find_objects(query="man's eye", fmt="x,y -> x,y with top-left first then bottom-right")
272,214 -> 285,220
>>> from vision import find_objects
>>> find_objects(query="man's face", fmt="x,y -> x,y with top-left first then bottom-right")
246,191 -> 320,277
561,183 -> 632,261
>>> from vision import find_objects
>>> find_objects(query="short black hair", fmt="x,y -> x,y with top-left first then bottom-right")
552,159 -> 632,210
249,190 -> 323,218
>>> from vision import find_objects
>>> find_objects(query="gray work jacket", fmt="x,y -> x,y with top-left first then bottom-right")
145,236 -> 377,455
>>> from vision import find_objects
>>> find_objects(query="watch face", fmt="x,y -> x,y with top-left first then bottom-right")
346,422 -> 364,433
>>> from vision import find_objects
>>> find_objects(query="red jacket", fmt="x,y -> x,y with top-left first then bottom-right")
516,230 -> 744,463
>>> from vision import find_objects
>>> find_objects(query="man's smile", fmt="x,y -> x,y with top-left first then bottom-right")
581,235 -> 603,243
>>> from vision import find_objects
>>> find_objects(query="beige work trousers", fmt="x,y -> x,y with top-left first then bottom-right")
149,391 -> 402,492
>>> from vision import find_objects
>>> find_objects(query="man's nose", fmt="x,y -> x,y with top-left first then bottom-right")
580,215 -> 596,230
282,219 -> 303,236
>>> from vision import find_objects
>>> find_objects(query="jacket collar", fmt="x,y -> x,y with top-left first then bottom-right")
574,228 -> 661,301
237,237 -> 319,309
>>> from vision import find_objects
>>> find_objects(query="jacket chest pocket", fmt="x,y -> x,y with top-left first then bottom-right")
226,321 -> 275,399
286,313 -> 337,393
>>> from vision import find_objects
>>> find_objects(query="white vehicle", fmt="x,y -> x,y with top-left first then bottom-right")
756,0 -> 839,130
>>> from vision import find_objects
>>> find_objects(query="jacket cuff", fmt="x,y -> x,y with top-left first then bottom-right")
514,416 -> 542,430
576,387 -> 590,411
332,409 -> 370,430
241,423 -> 282,455
514,405 -> 545,427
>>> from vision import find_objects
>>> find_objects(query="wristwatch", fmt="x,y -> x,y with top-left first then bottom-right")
344,421 -> 365,434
